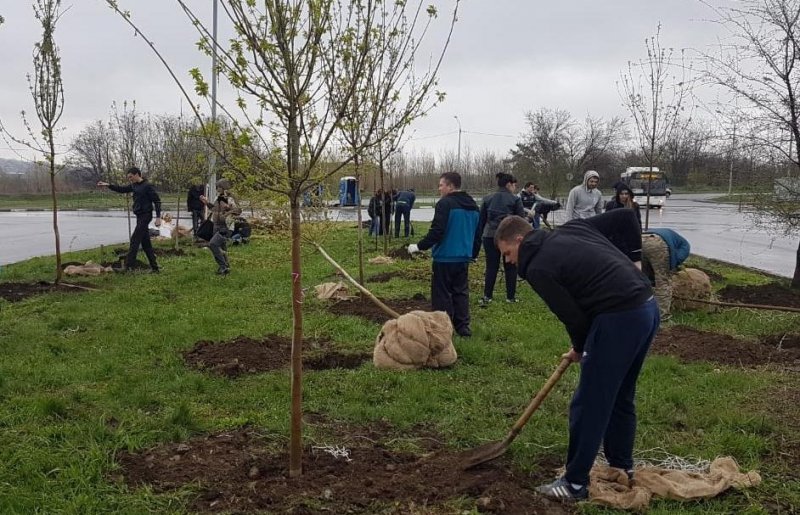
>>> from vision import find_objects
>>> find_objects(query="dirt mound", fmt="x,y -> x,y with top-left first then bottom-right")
0,281 -> 91,303
115,426 -> 571,514
327,294 -> 430,324
386,246 -> 428,261
366,271 -> 403,283
693,267 -> 724,282
651,326 -> 800,369
182,335 -> 371,377
153,247 -> 188,257
760,333 -> 800,350
718,283 -> 800,309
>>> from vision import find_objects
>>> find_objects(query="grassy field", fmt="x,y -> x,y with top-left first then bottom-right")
0,191 -> 188,211
0,224 -> 798,513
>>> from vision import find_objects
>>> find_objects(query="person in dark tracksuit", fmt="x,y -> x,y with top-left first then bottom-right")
407,172 -> 479,337
476,172 -> 526,304
494,212 -> 658,501
394,188 -> 416,238
97,167 -> 162,273
187,184 -> 206,239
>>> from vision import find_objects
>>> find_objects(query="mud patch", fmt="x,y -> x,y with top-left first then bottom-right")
386,246 -> 428,261
366,271 -> 403,283
153,247 -> 189,257
182,335 -> 371,377
718,283 -> 800,309
693,267 -> 724,282
115,425 -> 571,514
651,326 -> 800,369
327,294 -> 431,324
0,281 -> 92,303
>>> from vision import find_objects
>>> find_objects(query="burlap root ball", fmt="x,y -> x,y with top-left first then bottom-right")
672,268 -> 715,312
373,310 -> 457,370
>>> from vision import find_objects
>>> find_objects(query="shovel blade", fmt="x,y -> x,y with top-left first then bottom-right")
460,438 -> 511,470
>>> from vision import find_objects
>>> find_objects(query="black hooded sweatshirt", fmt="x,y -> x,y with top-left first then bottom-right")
109,179 -> 162,217
517,220 -> 652,352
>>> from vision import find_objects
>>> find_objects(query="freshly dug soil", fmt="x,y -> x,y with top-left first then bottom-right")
0,281 -> 92,303
115,425 -> 571,514
717,283 -> 800,309
367,271 -> 403,283
327,294 -> 431,324
386,246 -> 428,261
693,267 -> 724,282
152,247 -> 189,257
651,326 -> 800,369
183,335 -> 372,377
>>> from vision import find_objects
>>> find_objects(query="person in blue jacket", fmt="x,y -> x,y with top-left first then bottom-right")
642,228 -> 691,320
408,172 -> 479,337
394,188 -> 416,238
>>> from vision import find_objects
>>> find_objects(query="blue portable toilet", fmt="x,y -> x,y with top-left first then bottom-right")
338,176 -> 360,207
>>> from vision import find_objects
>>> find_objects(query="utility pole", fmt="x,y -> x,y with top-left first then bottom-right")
454,115 -> 462,172
207,0 -> 219,201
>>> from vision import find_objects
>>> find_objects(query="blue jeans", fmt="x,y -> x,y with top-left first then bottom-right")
564,298 -> 660,486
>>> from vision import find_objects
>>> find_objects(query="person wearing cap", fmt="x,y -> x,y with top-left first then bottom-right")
564,170 -> 603,221
97,166 -> 162,273
200,179 -> 241,275
493,211 -> 657,501
604,184 -> 642,229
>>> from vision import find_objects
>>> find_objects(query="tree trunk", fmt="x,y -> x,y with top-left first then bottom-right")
288,114 -> 303,478
379,157 -> 388,255
355,159 -> 365,288
174,193 -> 181,251
793,239 -> 800,289
50,161 -> 62,286
289,197 -> 304,476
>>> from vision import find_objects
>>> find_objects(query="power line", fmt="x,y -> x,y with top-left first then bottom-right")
408,130 -> 459,141
463,130 -> 516,138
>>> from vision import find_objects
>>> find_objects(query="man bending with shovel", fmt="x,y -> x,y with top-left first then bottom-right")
493,213 -> 659,501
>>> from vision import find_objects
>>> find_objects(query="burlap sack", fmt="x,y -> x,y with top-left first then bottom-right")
373,310 -> 457,370
64,261 -> 112,276
368,256 -> 395,265
315,282 -> 352,301
672,268 -> 714,312
588,457 -> 761,511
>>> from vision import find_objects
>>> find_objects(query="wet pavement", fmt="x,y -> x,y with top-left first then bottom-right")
1,194 -> 796,279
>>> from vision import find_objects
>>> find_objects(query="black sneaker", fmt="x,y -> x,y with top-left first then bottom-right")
478,297 -> 492,307
150,268 -> 160,274
216,267 -> 230,275
536,477 -> 588,501
456,327 -> 472,337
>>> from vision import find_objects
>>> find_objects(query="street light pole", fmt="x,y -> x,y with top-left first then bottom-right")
207,0 -> 219,201
453,115 -> 462,172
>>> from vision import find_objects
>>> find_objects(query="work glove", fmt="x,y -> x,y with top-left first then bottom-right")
407,243 -> 420,254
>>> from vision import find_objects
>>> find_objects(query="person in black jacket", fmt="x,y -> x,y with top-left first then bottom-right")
186,184 -> 206,239
493,213 -> 658,501
604,184 -> 642,229
477,172 -> 526,304
407,172 -> 480,337
97,167 -> 162,273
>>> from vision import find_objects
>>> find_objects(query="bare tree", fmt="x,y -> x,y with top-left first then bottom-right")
72,120 -> 116,184
509,108 -> 572,198
0,0 -> 67,284
107,0 -> 458,476
563,115 -> 626,178
702,0 -> 800,285
619,24 -> 693,229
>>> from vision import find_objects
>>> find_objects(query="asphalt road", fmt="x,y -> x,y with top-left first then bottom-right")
1,194 -> 797,279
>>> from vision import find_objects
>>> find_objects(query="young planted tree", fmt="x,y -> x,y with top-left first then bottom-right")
618,24 -> 692,229
702,0 -> 800,286
0,0 -> 67,284
107,0 -> 458,476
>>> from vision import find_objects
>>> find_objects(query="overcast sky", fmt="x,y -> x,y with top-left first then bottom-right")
0,0 -> 725,163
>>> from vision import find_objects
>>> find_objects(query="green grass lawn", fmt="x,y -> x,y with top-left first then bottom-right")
0,225 -> 798,513
0,191 -> 188,212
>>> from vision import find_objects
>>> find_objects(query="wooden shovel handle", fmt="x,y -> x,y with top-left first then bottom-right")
509,357 -> 572,438
313,243 -> 402,319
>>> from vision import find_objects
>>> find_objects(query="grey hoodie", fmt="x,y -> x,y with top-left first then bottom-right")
565,170 -> 603,221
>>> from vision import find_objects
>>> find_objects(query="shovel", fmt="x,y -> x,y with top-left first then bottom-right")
461,357 -> 572,470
